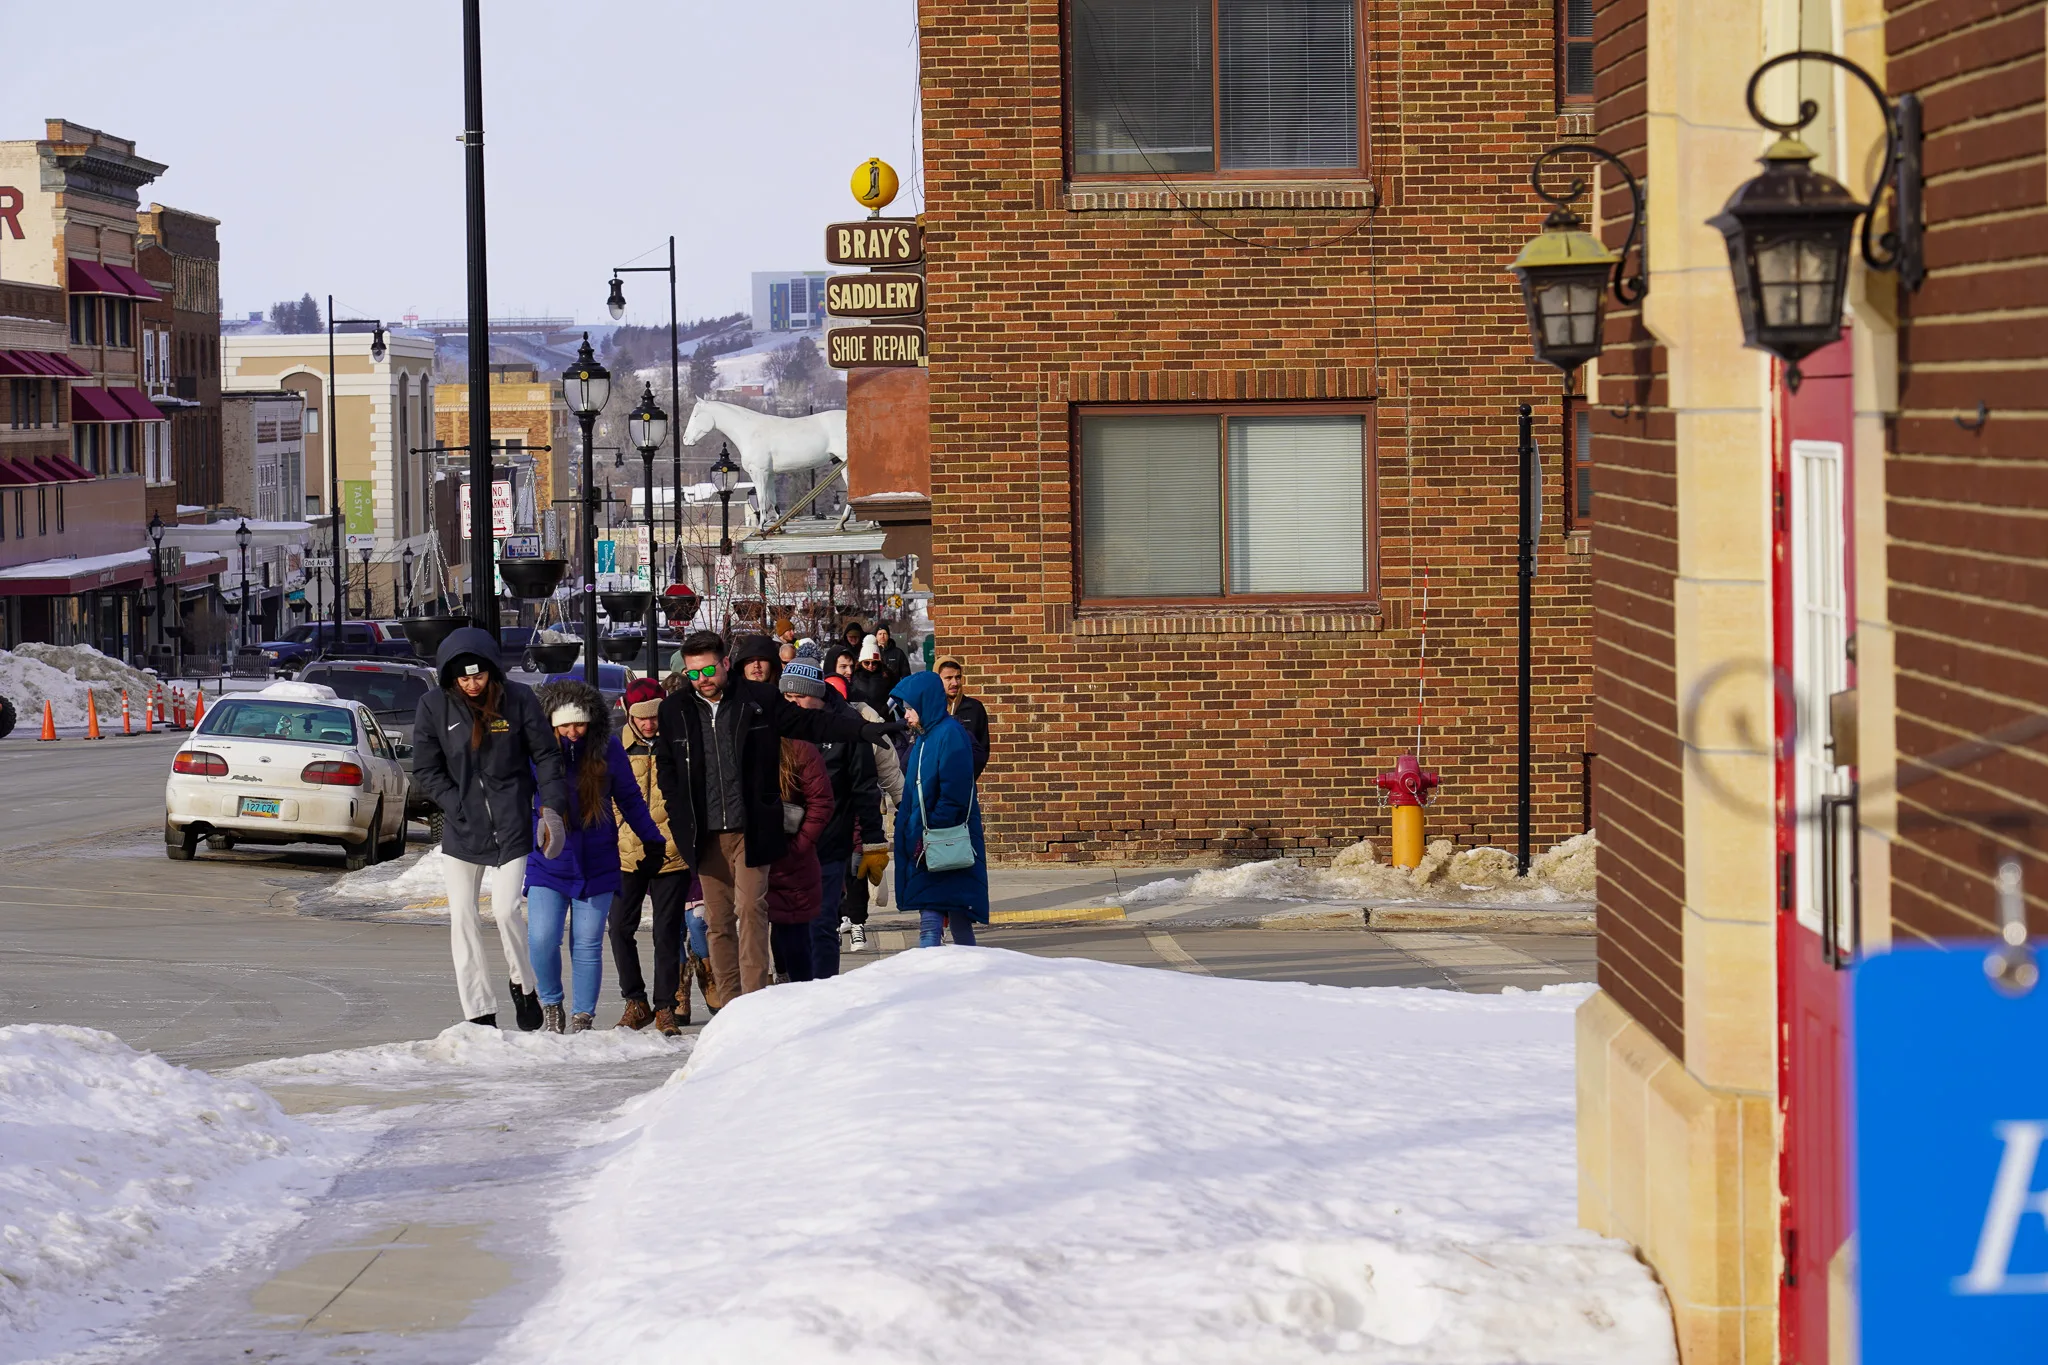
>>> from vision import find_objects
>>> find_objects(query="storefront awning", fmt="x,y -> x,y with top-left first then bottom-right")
0,546 -> 224,597
738,525 -> 889,558
69,388 -> 131,422
66,259 -> 127,296
103,264 -> 161,300
0,349 -> 91,378
109,387 -> 168,422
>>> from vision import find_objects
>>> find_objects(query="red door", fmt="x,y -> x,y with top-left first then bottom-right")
1776,334 -> 1857,1362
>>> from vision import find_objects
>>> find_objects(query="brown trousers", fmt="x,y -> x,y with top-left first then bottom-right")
696,830 -> 771,998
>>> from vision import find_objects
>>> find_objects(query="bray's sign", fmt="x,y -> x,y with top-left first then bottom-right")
828,326 -> 925,369
825,272 -> 923,318
824,219 -> 922,267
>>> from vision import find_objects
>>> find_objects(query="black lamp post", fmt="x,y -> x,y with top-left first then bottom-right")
308,564 -> 322,626
627,382 -> 669,678
401,543 -> 416,615
608,238 -> 685,581
358,545 -> 373,619
710,442 -> 742,557
326,297 -> 386,642
561,334 -> 611,684
1710,50 -> 1923,390
235,519 -> 253,651
1507,144 -> 1647,381
460,0 -> 498,638
147,510 -> 166,662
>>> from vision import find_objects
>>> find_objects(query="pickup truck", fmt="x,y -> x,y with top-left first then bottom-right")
255,621 -> 414,675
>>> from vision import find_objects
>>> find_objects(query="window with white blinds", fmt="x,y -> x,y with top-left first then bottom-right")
1081,410 -> 1371,600
1071,0 -> 1363,175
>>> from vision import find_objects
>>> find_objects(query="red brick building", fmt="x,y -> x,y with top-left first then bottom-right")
916,0 -> 1595,861
136,204 -> 223,513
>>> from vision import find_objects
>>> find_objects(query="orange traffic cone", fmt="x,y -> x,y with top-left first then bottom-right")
121,690 -> 133,735
37,700 -> 56,741
171,687 -> 184,730
153,686 -> 165,725
143,687 -> 155,733
191,689 -> 205,726
84,691 -> 104,740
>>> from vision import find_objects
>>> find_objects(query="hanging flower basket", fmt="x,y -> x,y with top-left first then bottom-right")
398,614 -> 469,659
525,641 -> 582,674
661,584 -> 701,621
599,590 -> 652,622
731,599 -> 766,623
499,558 -> 568,600
600,633 -> 649,664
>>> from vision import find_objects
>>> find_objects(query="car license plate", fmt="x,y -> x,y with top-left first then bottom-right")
240,797 -> 281,818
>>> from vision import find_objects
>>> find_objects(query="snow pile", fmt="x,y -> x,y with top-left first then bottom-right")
232,1020 -> 685,1090
0,650 -> 105,730
498,951 -> 1673,1364
1124,832 -> 1599,908
0,1025 -> 355,1359
10,641 -> 156,698
325,846 -> 467,908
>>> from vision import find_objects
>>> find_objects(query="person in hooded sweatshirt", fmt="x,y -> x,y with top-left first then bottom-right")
411,627 -> 570,1030
525,680 -> 664,1033
890,670 -> 989,948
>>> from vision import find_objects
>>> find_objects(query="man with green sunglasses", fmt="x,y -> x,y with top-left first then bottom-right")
656,629 -> 903,1000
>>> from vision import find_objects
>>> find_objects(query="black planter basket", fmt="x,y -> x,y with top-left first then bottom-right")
600,634 -> 649,664
398,615 -> 469,659
599,590 -> 652,622
660,587 -> 701,621
524,641 -> 582,674
499,558 -> 568,600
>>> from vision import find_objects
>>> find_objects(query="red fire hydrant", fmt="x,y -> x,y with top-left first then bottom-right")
1376,754 -> 1440,869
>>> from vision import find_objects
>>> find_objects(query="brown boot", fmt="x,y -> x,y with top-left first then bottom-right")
616,998 -> 654,1031
653,1005 -> 681,1036
696,955 -> 726,1014
673,971 -> 692,1026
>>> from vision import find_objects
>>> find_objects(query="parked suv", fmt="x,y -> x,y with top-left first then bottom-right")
256,621 -> 413,675
298,657 -> 444,839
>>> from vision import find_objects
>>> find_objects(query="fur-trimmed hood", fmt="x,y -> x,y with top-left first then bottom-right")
534,678 -> 611,744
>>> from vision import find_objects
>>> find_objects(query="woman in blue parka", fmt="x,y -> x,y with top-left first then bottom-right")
889,670 -> 988,946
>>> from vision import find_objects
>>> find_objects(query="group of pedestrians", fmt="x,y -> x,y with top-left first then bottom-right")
409,619 -> 993,1034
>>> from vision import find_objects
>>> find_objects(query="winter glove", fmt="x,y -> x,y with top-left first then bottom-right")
857,845 -> 890,885
637,841 -> 667,876
537,807 -> 567,860
860,719 -> 907,744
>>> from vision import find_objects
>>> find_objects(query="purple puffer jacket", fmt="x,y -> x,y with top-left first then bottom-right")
526,735 -> 664,900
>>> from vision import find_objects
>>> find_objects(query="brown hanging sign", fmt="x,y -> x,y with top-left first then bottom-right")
825,272 -> 925,318
827,325 -> 926,369
824,220 -> 923,266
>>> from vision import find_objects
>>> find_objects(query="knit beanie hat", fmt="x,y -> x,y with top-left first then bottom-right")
859,634 -> 882,663
779,642 -> 829,699
624,678 -> 664,719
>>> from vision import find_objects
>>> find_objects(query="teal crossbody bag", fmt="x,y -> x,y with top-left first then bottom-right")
915,744 -> 979,871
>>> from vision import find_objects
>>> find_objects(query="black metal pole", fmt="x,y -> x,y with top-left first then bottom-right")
643,449 -> 659,678
668,236 -> 682,580
1517,401 -> 1536,874
462,0 -> 496,637
328,299 -> 342,642
239,547 -> 249,650
582,414 -> 599,685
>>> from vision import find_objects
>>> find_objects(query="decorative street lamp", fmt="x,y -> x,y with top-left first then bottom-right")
236,519 -> 253,651
358,545 -> 373,619
606,239 -> 686,579
710,442 -> 743,557
1507,144 -> 1647,380
401,543 -> 416,615
326,297 -> 386,639
561,333 -> 611,684
627,382 -> 669,678
1709,50 -> 1923,390
147,510 -> 167,663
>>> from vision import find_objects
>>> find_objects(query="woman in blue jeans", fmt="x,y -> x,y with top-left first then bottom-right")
889,671 -> 988,947
526,681 -> 664,1032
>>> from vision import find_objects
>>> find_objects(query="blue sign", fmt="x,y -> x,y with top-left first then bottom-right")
1858,945 -> 2048,1360
595,539 -> 616,575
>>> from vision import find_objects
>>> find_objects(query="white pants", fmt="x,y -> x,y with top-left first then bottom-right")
444,853 -> 533,1020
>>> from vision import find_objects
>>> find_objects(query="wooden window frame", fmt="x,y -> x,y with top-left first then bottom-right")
1071,401 -> 1381,609
1562,395 -> 1593,530
1063,0 -> 1372,182
1556,0 -> 1595,111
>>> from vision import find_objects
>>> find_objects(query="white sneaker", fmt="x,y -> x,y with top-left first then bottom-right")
849,923 -> 867,952
839,916 -> 854,937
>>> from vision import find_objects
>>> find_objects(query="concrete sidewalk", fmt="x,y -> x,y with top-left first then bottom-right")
862,862 -> 1596,936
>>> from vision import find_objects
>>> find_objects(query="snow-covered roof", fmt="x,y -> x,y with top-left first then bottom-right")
0,546 -> 226,581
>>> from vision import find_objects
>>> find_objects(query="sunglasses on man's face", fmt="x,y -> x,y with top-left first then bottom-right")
681,664 -> 719,682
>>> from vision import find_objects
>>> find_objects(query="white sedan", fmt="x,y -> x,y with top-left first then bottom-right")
164,680 -> 411,870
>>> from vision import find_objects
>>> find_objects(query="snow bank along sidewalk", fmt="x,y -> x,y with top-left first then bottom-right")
499,950 -> 1674,1364
0,1025 -> 359,1361
0,643 -> 160,731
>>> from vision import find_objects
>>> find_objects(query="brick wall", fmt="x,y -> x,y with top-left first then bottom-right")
1586,0 -> 1684,1055
1887,0 -> 2048,939
919,0 -> 1594,864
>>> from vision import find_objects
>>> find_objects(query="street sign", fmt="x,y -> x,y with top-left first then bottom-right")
502,534 -> 542,560
826,272 -> 924,317
458,480 -> 515,538
596,539 -> 616,575
1857,945 -> 2048,1360
828,325 -> 925,369
824,219 -> 922,266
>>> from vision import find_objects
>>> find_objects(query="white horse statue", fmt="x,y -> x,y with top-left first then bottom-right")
682,399 -> 847,519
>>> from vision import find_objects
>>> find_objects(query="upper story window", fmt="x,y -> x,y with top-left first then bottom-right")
104,298 -> 133,350
1559,0 -> 1594,106
1079,406 -> 1374,601
1070,0 -> 1362,178
1563,397 -> 1592,527
69,295 -> 98,346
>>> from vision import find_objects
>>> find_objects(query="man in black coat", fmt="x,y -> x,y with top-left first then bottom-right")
873,625 -> 911,691
777,646 -> 884,979
411,626 -> 570,1030
938,656 -> 991,777
655,629 -> 897,999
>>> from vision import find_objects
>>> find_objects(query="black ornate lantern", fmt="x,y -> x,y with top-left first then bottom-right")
1507,144 -> 1646,379
1709,51 -> 1923,390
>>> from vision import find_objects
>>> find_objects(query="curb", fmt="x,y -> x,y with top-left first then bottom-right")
1362,906 -> 1595,935
990,904 -> 1125,925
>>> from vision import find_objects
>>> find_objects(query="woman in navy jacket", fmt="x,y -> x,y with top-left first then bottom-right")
890,671 -> 988,947
527,680 -> 664,1032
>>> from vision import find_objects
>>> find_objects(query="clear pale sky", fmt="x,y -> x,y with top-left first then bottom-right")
0,1 -> 921,326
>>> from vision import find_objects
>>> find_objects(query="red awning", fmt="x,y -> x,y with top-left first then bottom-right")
0,459 -> 34,486
68,387 -> 129,422
43,453 -> 94,480
103,264 -> 162,300
67,259 -> 127,296
109,387 -> 167,422
0,350 -> 90,378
